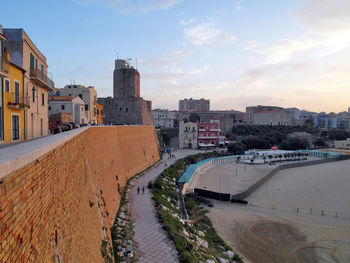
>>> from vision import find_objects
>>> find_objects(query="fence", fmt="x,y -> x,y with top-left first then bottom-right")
247,200 -> 350,220
194,188 -> 231,201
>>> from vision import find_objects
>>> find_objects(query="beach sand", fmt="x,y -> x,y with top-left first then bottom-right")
207,160 -> 350,263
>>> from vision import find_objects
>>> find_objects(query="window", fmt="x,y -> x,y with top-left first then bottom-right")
61,105 -> 65,110
5,80 -> 9,92
79,94 -> 83,99
12,115 -> 20,140
85,104 -> 88,110
42,93 -> 45,106
41,64 -> 44,79
30,53 -> 34,69
32,88 -> 36,102
126,108 -> 128,112
49,106 -> 51,111
14,82 -> 20,104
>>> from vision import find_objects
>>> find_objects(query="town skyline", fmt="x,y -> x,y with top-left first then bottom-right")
2,0 -> 350,113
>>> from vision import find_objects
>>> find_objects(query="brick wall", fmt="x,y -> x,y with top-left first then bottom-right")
0,126 -> 159,262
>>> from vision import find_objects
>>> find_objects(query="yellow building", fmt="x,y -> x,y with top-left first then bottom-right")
2,48 -> 27,143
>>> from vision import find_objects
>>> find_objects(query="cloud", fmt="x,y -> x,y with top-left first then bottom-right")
235,69 -> 265,89
180,18 -> 196,25
258,39 -> 309,64
235,0 -> 242,11
140,50 -> 191,67
75,0 -> 183,14
184,22 -> 237,46
295,0 -> 350,35
244,40 -> 264,50
143,64 -> 210,83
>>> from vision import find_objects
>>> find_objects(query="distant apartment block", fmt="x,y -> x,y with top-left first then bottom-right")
179,98 -> 210,112
4,28 -> 55,139
179,121 -> 197,149
337,111 -> 350,130
317,114 -> 337,129
246,105 -> 292,125
59,85 -> 97,124
197,110 -> 244,135
152,109 -> 175,128
198,118 -> 221,146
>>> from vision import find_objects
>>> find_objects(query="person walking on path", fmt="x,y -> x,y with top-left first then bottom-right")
142,186 -> 145,194
137,186 -> 140,195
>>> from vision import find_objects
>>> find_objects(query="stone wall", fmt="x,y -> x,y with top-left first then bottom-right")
0,126 -> 159,263
98,97 -> 153,125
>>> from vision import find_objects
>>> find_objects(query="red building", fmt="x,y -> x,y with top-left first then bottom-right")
197,118 -> 222,146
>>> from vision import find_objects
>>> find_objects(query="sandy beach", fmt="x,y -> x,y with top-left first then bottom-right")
207,159 -> 350,263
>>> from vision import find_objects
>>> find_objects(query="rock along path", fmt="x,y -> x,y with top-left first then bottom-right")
129,150 -> 201,263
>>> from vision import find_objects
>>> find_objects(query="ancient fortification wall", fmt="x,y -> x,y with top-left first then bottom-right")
0,126 -> 159,263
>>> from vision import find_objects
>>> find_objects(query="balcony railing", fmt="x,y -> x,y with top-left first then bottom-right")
29,68 -> 55,90
7,93 -> 30,110
0,57 -> 10,78
198,135 -> 218,139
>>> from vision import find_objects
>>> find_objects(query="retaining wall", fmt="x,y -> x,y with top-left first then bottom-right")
0,126 -> 159,263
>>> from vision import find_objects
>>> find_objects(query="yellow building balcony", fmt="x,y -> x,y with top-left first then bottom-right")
29,68 -> 55,90
7,93 -> 30,110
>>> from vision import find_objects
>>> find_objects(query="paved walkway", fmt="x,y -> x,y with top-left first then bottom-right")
129,150 -> 201,263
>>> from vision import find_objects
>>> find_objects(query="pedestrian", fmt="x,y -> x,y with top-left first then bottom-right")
142,186 -> 145,194
137,186 -> 140,195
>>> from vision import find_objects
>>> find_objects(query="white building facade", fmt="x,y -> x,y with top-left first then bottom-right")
179,121 -> 198,149
49,96 -> 88,125
152,109 -> 175,128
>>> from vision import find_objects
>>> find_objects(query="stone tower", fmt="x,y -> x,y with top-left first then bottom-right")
97,59 -> 153,125
113,59 -> 140,98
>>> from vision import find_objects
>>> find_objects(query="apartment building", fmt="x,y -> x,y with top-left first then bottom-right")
246,105 -> 292,125
2,48 -> 27,142
49,96 -> 88,125
152,109 -> 175,128
198,118 -> 221,146
179,121 -> 197,149
179,98 -> 210,112
4,28 -> 55,139
0,25 -> 7,142
96,103 -> 104,125
59,85 -> 98,124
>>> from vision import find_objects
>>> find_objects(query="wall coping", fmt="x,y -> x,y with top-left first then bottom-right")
0,127 -> 90,179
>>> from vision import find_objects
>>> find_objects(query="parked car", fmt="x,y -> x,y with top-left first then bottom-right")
53,124 -> 62,134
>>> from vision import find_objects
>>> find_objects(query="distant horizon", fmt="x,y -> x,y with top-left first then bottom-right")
2,0 -> 350,113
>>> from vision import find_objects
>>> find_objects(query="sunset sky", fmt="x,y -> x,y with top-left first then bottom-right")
2,0 -> 350,113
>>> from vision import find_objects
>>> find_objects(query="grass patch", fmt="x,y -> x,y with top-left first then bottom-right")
151,153 -> 244,263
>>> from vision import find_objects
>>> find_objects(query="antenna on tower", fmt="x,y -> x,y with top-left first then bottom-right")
135,58 -> 138,69
117,52 -> 119,59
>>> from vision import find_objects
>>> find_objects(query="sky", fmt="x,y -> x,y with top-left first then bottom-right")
2,0 -> 350,113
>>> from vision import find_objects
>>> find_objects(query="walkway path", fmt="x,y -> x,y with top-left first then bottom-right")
129,150 -> 201,263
